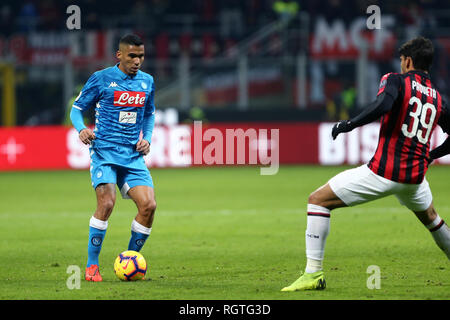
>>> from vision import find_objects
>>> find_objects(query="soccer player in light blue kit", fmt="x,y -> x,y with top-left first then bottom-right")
70,34 -> 157,281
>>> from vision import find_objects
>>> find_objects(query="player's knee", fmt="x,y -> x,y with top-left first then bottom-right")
99,198 -> 115,215
148,199 -> 157,213
140,199 -> 157,216
427,206 -> 437,220
308,191 -> 322,206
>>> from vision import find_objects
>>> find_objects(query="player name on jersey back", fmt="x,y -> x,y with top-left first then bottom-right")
411,80 -> 436,99
113,91 -> 146,107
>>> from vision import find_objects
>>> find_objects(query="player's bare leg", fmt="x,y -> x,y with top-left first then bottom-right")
308,183 -> 347,210
127,186 -> 157,252
128,186 -> 157,227
86,183 -> 117,281
414,203 -> 450,259
282,183 -> 347,291
94,183 -> 117,221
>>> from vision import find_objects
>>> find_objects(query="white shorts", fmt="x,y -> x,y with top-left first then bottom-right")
328,164 -> 433,212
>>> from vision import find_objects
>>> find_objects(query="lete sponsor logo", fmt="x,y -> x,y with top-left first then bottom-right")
113,91 -> 146,107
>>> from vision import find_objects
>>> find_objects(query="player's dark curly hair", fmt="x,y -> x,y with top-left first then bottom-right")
119,34 -> 144,48
398,37 -> 434,72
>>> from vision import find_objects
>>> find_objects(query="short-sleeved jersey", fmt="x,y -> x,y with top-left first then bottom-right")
73,64 -> 155,146
368,70 -> 450,184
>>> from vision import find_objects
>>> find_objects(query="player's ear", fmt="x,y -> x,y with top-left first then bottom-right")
116,50 -> 122,60
406,56 -> 414,70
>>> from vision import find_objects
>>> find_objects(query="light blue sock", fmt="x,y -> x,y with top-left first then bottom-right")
86,217 -> 108,268
128,231 -> 149,252
128,219 -> 151,252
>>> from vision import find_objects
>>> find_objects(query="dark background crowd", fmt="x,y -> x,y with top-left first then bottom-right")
1,0 -> 450,125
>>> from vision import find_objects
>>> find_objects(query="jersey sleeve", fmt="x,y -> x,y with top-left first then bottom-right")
430,99 -> 450,160
70,107 -> 86,133
377,72 -> 401,99
72,71 -> 102,112
142,77 -> 156,143
144,79 -> 156,116
438,99 -> 450,134
349,92 -> 395,128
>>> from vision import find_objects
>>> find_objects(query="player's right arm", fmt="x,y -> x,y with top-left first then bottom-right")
332,73 -> 400,140
71,108 -> 95,144
70,72 -> 102,145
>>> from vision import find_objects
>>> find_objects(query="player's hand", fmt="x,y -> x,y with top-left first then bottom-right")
427,149 -> 437,165
79,128 -> 96,145
136,139 -> 150,155
331,120 -> 353,140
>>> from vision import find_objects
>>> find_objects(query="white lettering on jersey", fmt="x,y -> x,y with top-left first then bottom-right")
411,80 -> 437,99
113,91 -> 146,107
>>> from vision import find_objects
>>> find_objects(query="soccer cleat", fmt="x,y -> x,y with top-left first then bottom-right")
281,271 -> 326,291
85,264 -> 103,282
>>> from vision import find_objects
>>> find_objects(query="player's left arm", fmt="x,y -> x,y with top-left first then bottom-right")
136,80 -> 156,155
332,73 -> 400,140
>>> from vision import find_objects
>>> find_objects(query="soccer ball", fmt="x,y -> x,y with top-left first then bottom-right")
114,250 -> 147,281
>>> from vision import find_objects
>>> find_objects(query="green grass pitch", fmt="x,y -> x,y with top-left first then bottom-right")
0,165 -> 448,300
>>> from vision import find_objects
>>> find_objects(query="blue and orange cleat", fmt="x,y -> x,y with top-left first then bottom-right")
85,264 -> 103,282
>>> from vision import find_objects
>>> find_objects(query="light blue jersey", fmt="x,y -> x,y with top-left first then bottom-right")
71,64 -> 155,194
73,63 -> 155,146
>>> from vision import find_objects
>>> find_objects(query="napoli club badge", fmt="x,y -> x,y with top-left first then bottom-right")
141,82 -> 147,90
91,236 -> 103,246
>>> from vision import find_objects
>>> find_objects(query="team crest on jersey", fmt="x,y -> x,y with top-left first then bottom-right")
377,73 -> 391,95
141,82 -> 148,90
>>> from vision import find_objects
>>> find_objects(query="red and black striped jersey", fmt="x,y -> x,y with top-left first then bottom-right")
368,70 -> 449,184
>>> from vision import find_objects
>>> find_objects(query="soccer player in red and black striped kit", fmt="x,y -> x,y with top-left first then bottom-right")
282,37 -> 450,292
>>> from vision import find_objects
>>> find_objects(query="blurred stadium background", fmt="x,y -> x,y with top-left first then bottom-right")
1,0 -> 450,169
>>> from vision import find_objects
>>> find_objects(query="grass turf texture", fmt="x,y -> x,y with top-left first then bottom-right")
0,165 -> 448,300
